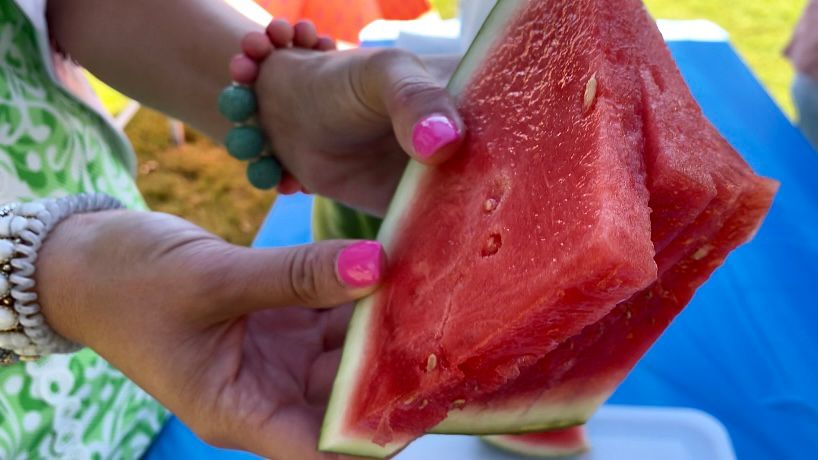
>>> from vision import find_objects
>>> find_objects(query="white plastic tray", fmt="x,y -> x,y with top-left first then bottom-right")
396,405 -> 736,460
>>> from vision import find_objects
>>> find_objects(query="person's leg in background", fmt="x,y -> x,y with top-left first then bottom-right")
792,73 -> 818,150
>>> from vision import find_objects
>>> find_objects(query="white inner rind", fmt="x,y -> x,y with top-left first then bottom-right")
431,391 -> 606,434
319,2 -> 605,457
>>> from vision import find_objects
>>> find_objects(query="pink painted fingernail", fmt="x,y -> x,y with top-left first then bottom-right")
412,114 -> 460,159
337,241 -> 384,289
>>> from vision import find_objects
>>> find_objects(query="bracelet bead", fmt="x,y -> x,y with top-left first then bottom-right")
0,240 -> 12,261
0,307 -> 16,329
218,85 -> 257,123
0,216 -> 11,237
241,31 -> 273,61
226,126 -> 267,160
229,54 -> 260,85
247,156 -> 284,190
0,332 -> 30,350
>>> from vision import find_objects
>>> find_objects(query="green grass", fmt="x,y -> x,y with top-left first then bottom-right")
125,108 -> 276,246
644,0 -> 807,117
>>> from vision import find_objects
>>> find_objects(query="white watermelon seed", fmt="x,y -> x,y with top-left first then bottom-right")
692,245 -> 712,261
426,354 -> 438,372
484,198 -> 498,213
584,73 -> 598,112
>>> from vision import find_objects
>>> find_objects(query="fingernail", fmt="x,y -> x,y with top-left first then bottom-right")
412,114 -> 460,159
337,241 -> 384,289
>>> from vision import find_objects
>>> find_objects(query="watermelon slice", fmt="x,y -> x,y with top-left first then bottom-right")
483,427 -> 589,458
432,0 -> 776,433
319,0 -> 777,457
321,1 -> 659,456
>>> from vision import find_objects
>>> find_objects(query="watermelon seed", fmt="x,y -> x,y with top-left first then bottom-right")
692,245 -> 712,261
583,73 -> 598,112
626,310 -> 632,320
426,353 -> 438,372
483,198 -> 499,213
452,399 -> 466,407
419,400 -> 429,409
482,233 -> 502,257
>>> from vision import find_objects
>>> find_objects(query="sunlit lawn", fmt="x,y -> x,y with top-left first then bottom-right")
106,1 -> 807,244
645,0 -> 807,117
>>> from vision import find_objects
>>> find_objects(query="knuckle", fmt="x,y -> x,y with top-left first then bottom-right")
366,48 -> 441,102
390,75 -> 444,108
285,247 -> 325,305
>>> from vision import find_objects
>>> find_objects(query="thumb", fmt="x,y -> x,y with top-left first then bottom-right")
216,240 -> 385,317
362,49 -> 466,164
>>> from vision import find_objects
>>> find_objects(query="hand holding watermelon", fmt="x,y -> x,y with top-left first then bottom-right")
34,210 -> 385,460
256,47 -> 466,216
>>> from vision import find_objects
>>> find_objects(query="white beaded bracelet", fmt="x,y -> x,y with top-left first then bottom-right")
0,193 -> 123,364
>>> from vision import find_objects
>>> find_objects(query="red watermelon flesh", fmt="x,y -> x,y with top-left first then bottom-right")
464,175 -> 776,421
483,427 -> 589,457
438,0 -> 777,426
334,0 -> 659,447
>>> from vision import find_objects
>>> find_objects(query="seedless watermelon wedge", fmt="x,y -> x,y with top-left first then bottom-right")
483,427 -> 589,458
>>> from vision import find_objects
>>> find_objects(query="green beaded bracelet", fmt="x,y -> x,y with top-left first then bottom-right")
218,29 -> 284,191
218,86 -> 257,123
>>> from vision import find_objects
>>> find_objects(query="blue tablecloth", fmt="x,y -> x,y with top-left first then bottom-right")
144,40 -> 818,460
608,40 -> 818,460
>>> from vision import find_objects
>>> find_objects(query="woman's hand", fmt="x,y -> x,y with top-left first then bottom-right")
257,47 -> 466,216
35,210 -> 383,460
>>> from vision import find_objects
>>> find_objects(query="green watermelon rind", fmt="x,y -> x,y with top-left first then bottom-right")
319,2 -> 602,457
482,433 -> 590,458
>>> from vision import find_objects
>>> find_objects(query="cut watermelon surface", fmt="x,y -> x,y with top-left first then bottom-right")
320,0 -> 777,457
483,427 -> 589,458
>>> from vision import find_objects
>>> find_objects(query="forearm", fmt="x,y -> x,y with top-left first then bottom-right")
47,0 -> 268,140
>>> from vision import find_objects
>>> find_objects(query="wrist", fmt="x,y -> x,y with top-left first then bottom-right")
0,195 -> 123,362
34,212 -> 97,346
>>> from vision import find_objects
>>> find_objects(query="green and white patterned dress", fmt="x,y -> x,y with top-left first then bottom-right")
1,1 -> 167,458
